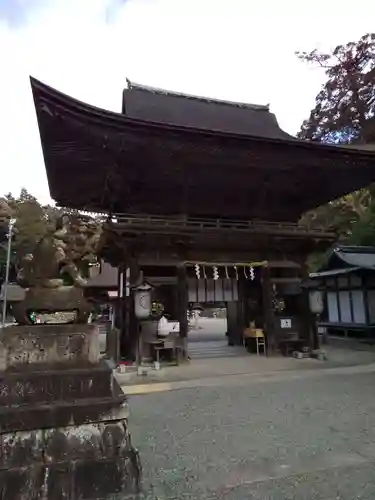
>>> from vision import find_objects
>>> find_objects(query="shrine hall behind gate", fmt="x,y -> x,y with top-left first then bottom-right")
29,77 -> 375,362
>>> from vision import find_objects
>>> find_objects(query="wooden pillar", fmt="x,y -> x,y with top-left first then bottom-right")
226,302 -> 236,346
177,264 -> 188,359
363,274 -> 370,326
118,254 -> 139,361
235,277 -> 246,346
119,258 -> 131,361
261,264 -> 275,353
116,263 -> 126,361
107,270 -> 122,364
129,257 -> 140,362
301,262 -> 318,350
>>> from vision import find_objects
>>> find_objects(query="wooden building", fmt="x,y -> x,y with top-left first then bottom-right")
30,77 -> 375,359
310,246 -> 375,337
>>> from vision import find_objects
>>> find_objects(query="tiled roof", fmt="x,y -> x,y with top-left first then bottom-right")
123,80 -> 295,140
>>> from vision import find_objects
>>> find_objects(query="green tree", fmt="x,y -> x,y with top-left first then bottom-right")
0,189 -> 48,281
297,33 -> 375,144
0,197 -> 14,276
11,188 -> 48,262
297,33 -> 375,268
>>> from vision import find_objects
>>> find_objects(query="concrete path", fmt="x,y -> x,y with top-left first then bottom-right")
129,365 -> 375,499
122,359 -> 375,395
123,321 -> 375,498
116,317 -> 375,398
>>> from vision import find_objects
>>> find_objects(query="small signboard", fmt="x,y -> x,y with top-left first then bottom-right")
280,318 -> 292,329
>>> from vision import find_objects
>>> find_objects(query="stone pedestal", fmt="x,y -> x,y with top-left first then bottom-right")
0,324 -> 141,500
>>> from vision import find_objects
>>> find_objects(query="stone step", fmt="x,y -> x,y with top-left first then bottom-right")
188,341 -> 245,359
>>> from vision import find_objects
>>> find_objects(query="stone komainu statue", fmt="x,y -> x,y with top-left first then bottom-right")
12,213 -> 102,325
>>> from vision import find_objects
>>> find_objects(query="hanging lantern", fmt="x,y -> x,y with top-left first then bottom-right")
309,290 -> 324,315
133,280 -> 153,319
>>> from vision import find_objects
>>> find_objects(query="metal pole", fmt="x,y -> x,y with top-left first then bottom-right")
1,219 -> 15,328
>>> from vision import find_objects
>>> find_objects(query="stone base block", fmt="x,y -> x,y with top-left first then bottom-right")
0,324 -> 100,372
0,392 -> 128,433
0,417 -> 141,499
0,323 -> 142,499
0,454 -> 141,500
0,360 -> 114,407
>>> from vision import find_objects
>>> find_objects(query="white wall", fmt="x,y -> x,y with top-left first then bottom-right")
351,291 -> 366,324
326,289 -> 366,325
327,292 -> 339,323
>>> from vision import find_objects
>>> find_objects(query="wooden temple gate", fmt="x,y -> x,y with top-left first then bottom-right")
29,77 -> 375,362
100,214 -> 335,359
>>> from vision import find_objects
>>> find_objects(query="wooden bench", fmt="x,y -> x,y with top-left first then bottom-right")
243,327 -> 267,355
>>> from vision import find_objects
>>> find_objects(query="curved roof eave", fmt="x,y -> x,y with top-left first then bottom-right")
30,76 -> 375,160
334,246 -> 375,269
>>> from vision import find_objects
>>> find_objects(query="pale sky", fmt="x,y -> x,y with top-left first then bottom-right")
1,0 -> 375,205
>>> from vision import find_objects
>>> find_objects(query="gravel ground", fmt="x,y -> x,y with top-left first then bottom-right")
128,371 -> 375,499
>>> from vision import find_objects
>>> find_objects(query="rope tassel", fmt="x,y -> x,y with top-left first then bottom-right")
213,266 -> 219,280
250,266 -> 255,281
195,264 -> 201,279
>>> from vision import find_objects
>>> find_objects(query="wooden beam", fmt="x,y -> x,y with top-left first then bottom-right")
267,261 -> 302,269
183,260 -> 268,267
270,277 -> 302,284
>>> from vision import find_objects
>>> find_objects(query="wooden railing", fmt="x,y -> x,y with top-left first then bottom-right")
105,213 -> 336,238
